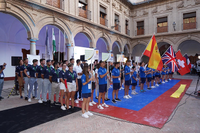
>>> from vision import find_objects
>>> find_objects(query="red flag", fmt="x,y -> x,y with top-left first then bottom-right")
176,50 -> 190,76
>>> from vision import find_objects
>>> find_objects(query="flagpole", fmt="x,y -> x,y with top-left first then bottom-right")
63,31 -> 65,60
45,26 -> 47,62
52,28 -> 54,60
58,30 -> 60,62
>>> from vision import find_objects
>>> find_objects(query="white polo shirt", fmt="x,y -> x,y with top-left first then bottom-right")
74,65 -> 82,79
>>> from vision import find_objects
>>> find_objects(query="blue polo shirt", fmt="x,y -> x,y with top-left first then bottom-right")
169,69 -> 172,74
27,65 -> 38,78
152,69 -> 156,77
131,71 -> 137,83
146,67 -> 152,78
140,67 -> 146,78
59,70 -> 66,80
15,65 -> 23,77
22,64 -> 31,77
112,67 -> 120,83
51,69 -> 61,82
155,71 -> 160,75
161,68 -> 166,75
166,67 -> 169,74
124,65 -> 131,81
65,70 -> 77,83
81,74 -> 91,94
98,67 -> 107,85
0,65 -> 5,79
44,66 -> 53,79
36,65 -> 46,78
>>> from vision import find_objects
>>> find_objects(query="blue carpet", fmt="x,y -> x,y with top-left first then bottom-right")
92,80 -> 180,111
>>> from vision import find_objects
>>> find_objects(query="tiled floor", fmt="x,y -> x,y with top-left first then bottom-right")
0,75 -> 200,133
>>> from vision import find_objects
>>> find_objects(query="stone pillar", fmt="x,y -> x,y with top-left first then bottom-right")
67,44 -> 74,60
129,53 -> 132,60
29,38 -> 38,55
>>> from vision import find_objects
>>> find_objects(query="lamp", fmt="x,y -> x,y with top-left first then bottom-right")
173,21 -> 176,31
111,19 -> 119,29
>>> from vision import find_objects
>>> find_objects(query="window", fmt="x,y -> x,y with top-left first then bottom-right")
157,17 -> 168,33
79,0 -> 87,10
137,21 -> 144,35
183,12 -> 196,30
125,20 -> 130,35
114,14 -> 120,32
100,6 -> 107,26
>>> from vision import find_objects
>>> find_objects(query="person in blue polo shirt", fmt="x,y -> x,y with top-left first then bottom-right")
0,63 -> 6,100
65,63 -> 78,109
151,69 -> 156,88
22,58 -> 31,100
97,60 -> 110,110
15,59 -> 24,99
146,66 -> 152,90
50,62 -> 61,107
155,70 -> 161,86
43,59 -> 53,104
25,59 -> 38,102
81,63 -> 94,118
161,65 -> 166,83
169,68 -> 173,80
165,67 -> 169,82
111,62 -> 121,103
124,60 -> 132,99
140,62 -> 147,92
131,66 -> 138,95
36,59 -> 45,104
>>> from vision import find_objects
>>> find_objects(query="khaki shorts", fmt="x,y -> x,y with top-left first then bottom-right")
67,82 -> 76,92
18,77 -> 23,87
60,82 -> 66,92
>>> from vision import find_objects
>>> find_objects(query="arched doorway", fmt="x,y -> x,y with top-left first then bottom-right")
158,42 -> 170,56
124,44 -> 131,60
178,40 -> 200,64
96,38 -> 109,60
132,44 -> 148,63
112,42 -> 121,62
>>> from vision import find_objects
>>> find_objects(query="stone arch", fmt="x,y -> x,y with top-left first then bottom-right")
131,40 -> 148,50
72,26 -> 95,48
36,17 -> 71,42
111,37 -> 123,53
95,32 -> 111,51
0,8 -> 35,39
157,38 -> 174,46
123,43 -> 131,53
176,36 -> 200,51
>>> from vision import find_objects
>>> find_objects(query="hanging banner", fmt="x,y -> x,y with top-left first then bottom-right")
135,56 -> 141,63
27,54 -> 41,65
93,50 -> 99,60
102,53 -> 113,62
117,54 -> 124,62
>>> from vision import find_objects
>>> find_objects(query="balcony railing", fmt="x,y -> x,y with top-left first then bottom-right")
46,0 -> 64,10
183,22 -> 197,30
100,17 -> 108,27
157,26 -> 168,33
136,29 -> 144,35
115,25 -> 121,32
79,7 -> 91,20
126,29 -> 130,36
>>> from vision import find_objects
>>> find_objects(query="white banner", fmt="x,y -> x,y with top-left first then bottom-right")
135,56 -> 141,63
117,54 -> 124,62
27,54 -> 40,65
93,50 -> 99,60
85,49 -> 94,60
102,53 -> 113,62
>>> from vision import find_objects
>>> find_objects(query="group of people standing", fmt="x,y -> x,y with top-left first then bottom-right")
0,57 -> 174,119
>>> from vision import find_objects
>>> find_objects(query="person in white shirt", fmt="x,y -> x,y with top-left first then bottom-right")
95,64 -> 99,99
89,64 -> 96,106
63,60 -> 69,70
74,59 -> 83,103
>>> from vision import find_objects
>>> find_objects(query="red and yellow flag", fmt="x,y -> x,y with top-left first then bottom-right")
143,35 -> 163,71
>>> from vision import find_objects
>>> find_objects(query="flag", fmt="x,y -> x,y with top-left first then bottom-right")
144,35 -> 163,71
45,27 -> 50,57
162,45 -> 179,72
176,50 -> 190,75
52,28 -> 56,55
184,54 -> 191,69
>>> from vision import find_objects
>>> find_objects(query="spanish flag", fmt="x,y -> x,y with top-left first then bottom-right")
143,35 -> 163,71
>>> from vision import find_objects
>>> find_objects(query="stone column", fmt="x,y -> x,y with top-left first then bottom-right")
129,52 -> 132,60
29,38 -> 38,55
67,44 -> 74,60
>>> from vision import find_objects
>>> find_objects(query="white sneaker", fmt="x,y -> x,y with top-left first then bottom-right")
75,100 -> 79,103
151,86 -> 155,88
86,111 -> 93,116
102,103 -> 109,107
134,91 -> 138,94
97,105 -> 104,110
38,99 -> 43,103
128,95 -> 132,98
69,98 -> 71,100
64,105 -> 71,109
169,79 -> 172,81
82,113 -> 89,118
80,98 -> 83,101
34,97 -> 38,100
61,106 -> 66,110
156,84 -> 159,86
165,80 -> 168,82
131,91 -> 135,95
92,101 -> 96,105
162,81 -> 165,83
89,102 -> 93,106
123,95 -> 129,99
28,98 -> 31,102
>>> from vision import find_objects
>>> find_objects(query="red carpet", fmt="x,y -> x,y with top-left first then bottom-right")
75,79 -> 192,128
